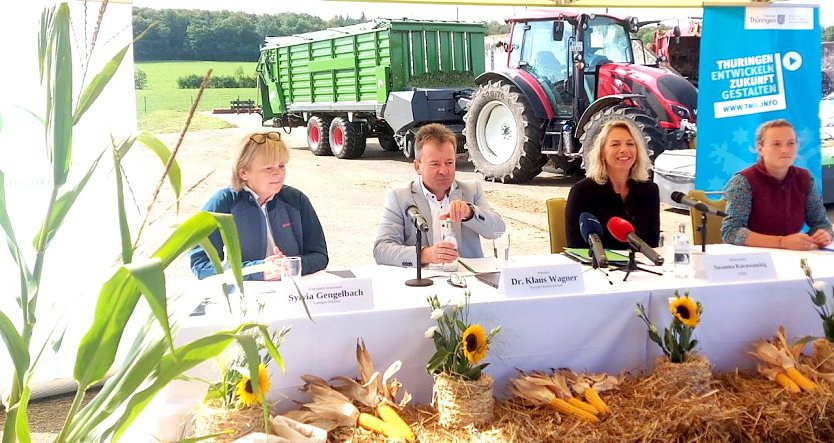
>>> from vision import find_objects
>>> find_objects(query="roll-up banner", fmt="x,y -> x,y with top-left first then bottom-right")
695,5 -> 821,192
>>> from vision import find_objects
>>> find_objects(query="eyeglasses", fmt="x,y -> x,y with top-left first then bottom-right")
447,274 -> 467,289
249,132 -> 281,144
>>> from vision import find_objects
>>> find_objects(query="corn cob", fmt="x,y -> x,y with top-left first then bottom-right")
376,404 -> 415,442
358,412 -> 405,439
567,397 -> 599,416
774,372 -> 801,393
583,387 -> 609,414
785,367 -> 817,392
549,398 -> 599,422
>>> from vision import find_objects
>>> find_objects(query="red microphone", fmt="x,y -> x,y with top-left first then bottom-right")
606,217 -> 664,266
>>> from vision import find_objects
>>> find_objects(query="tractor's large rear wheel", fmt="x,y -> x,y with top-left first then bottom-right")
578,104 -> 666,167
306,115 -> 333,156
464,80 -> 546,183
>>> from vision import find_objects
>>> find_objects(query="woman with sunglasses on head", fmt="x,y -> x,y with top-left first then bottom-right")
190,131 -> 328,280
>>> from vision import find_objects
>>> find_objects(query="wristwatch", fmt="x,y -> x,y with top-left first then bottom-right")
462,203 -> 475,222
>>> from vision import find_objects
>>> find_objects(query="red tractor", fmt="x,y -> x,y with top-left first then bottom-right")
464,11 -> 698,182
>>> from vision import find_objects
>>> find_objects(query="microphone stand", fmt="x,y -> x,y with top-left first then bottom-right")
587,248 -> 613,285
696,211 -> 708,253
618,248 -> 662,282
405,228 -> 433,287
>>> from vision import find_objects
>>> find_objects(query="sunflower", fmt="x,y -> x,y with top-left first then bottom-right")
669,296 -> 699,328
235,363 -> 271,407
462,324 -> 488,364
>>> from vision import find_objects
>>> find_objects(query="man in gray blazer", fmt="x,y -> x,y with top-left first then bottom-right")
373,124 -> 506,267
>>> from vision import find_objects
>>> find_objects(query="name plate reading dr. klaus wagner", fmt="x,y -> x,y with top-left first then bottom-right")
282,278 -> 374,316
498,263 -> 585,298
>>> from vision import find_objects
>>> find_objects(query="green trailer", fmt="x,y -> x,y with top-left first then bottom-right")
256,19 -> 486,159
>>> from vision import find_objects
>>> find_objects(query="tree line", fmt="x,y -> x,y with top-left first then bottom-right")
133,8 -> 510,62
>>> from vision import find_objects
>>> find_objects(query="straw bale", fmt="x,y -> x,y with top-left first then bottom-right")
328,372 -> 834,442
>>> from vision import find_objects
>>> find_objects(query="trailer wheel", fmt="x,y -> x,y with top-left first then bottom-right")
464,80 -> 546,183
329,117 -> 366,159
306,116 -> 333,156
378,131 -> 399,152
579,104 -> 666,168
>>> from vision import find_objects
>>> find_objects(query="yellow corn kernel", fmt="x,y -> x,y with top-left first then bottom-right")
775,372 -> 801,393
357,412 -> 402,439
785,367 -> 817,392
549,398 -> 599,422
376,404 -> 415,442
567,397 -> 599,416
584,388 -> 609,414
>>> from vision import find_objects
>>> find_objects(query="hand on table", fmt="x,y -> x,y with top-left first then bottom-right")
780,233 -> 818,251
421,241 -> 459,265
263,246 -> 285,281
810,229 -> 833,247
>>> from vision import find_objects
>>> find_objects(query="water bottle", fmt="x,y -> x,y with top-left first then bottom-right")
659,232 -> 675,273
673,223 -> 691,278
441,219 -> 459,272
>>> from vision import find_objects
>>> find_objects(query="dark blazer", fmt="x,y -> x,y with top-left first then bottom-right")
565,177 -> 660,249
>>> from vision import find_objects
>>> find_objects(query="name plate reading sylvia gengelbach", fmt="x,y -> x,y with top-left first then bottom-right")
498,263 -> 584,298
282,278 -> 375,316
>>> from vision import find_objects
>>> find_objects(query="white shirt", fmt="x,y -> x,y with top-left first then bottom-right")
244,187 -> 277,254
418,177 -> 452,245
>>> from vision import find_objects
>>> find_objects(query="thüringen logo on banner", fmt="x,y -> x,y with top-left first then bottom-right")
694,6 -> 821,193
745,7 -> 814,30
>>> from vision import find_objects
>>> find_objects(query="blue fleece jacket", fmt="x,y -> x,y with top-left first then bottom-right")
189,186 -> 328,280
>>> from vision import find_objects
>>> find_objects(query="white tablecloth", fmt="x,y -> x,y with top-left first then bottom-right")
126,246 -> 834,441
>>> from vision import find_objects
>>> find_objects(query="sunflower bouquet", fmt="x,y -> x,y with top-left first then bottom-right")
425,292 -> 500,381
636,290 -> 703,363
425,291 -> 500,427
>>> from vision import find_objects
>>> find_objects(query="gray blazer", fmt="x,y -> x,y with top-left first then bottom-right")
373,179 -> 506,267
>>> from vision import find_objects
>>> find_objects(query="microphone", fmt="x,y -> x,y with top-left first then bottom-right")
405,205 -> 429,232
606,217 -> 664,266
578,212 -> 608,268
671,191 -> 727,217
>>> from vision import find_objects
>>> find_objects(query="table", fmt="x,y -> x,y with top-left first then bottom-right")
125,246 -> 834,441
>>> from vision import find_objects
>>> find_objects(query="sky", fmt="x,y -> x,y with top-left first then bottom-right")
131,0 -> 834,26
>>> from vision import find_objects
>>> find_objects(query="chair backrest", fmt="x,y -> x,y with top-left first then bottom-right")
687,189 -> 726,245
546,197 -> 567,253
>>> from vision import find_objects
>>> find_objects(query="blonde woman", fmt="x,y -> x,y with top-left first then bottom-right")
190,131 -> 328,280
565,118 -> 660,249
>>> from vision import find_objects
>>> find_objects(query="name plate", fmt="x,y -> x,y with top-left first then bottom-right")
282,278 -> 375,316
698,252 -> 777,282
498,263 -> 584,297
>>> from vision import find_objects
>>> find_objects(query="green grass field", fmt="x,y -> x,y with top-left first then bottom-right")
135,61 -> 259,132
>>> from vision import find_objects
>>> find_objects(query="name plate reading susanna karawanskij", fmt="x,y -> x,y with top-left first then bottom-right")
698,252 -> 776,282
498,263 -> 584,298
282,278 -> 375,316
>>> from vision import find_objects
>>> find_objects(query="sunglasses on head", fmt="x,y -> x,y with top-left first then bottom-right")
249,132 -> 281,144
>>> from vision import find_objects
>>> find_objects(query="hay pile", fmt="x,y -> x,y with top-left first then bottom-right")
328,372 -> 834,442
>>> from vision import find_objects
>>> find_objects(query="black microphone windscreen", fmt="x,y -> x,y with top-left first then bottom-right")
670,191 -> 686,204
579,212 -> 604,244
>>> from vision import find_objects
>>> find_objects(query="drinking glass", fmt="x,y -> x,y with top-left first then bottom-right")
281,256 -> 302,281
493,232 -> 510,269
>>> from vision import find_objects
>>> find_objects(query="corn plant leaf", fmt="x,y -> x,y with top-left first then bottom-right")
107,325 -> 262,441
134,131 -> 182,209
73,259 -> 171,389
112,135 -> 137,264
258,325 -> 285,373
32,148 -> 105,250
236,333 -> 263,402
196,238 -> 231,311
153,211 -> 243,290
73,44 -> 129,125
127,258 -> 174,353
37,6 -> 55,81
14,386 -> 31,443
68,327 -> 168,440
46,3 -> 72,186
0,171 -> 31,305
0,312 -> 29,395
